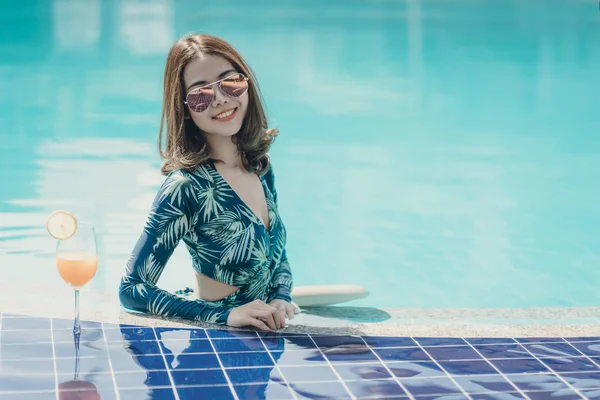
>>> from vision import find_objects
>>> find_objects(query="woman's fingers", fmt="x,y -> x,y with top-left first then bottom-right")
285,304 -> 295,320
255,310 -> 278,330
246,317 -> 271,331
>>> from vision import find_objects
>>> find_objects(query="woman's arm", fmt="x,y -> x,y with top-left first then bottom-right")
119,171 -> 232,324
264,165 -> 294,303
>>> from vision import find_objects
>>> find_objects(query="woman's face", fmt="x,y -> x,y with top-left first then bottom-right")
183,54 -> 249,139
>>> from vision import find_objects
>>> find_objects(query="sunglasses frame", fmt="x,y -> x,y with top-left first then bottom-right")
183,72 -> 249,113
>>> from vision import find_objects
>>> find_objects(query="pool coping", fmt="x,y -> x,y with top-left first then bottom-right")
4,280 -> 600,337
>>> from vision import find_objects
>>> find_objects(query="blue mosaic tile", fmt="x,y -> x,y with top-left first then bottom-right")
515,338 -> 566,344
374,347 -> 431,362
571,341 -> 600,357
55,355 -> 111,374
489,358 -> 549,374
109,354 -> 167,372
154,327 -> 207,340
276,381 -> 351,399
212,338 -> 266,352
273,365 -> 339,382
386,361 -> 446,379
104,327 -> 156,342
232,382 -> 292,399
107,340 -> 162,356
54,341 -> 107,358
160,337 -> 214,355
438,359 -> 498,375
505,373 -> 569,391
333,362 -> 392,380
219,351 -> 274,368
0,393 -> 56,400
0,358 -> 54,374
345,379 -> 407,398
425,346 -> 483,361
0,374 -> 55,392
0,343 -> 54,359
470,394 -> 525,399
452,375 -> 516,394
118,388 -> 177,400
270,349 -> 326,366
171,368 -> 227,386
0,329 -> 52,344
206,329 -> 258,339
226,367 -> 273,384
399,377 -> 462,396
567,337 -> 600,343
52,327 -> 104,343
113,370 -> 172,388
164,353 -> 221,369
1,317 -> 50,330
52,318 -> 101,330
541,356 -> 600,372
466,338 -> 517,345
323,347 -> 379,363
561,371 -> 600,389
582,389 -> 600,399
311,335 -> 366,348
524,390 -> 582,400
522,343 -> 583,358
362,336 -> 417,348
178,385 -> 235,400
473,344 -> 530,359
415,337 -> 467,346
261,335 -> 317,351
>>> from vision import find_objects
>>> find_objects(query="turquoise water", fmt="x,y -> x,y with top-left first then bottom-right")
1,0 -> 599,309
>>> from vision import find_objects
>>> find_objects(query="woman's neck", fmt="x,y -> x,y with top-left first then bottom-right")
206,135 -> 243,168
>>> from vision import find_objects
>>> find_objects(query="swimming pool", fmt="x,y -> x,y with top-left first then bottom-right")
1,0 -> 599,310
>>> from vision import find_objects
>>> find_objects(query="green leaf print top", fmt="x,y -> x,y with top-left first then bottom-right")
119,161 -> 293,325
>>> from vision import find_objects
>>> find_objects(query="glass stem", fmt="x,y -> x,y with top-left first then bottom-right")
74,288 -> 81,334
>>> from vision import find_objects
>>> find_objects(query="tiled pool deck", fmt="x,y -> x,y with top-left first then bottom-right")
3,313 -> 600,399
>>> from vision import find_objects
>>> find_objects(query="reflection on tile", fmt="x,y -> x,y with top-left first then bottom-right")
374,347 -> 431,362
399,377 -> 462,396
323,346 -> 378,363
1,317 -> 50,330
515,338 -> 566,344
155,327 -> 207,340
571,342 -> 600,357
206,329 -> 258,339
466,338 -> 516,345
54,341 -> 107,358
261,335 -> 316,351
312,336 -> 365,348
415,338 -> 467,346
473,344 -> 530,359
114,370 -> 172,388
567,338 -> 600,343
273,365 -> 339,383
53,328 -> 104,344
506,373 -> 569,391
108,340 -> 162,357
56,356 -> 111,374
160,338 -> 214,355
0,358 -> 54,375
52,319 -> 101,330
439,360 -> 497,375
212,338 -> 266,352
0,393 -> 56,400
452,375 -> 515,393
0,374 -> 55,392
522,343 -> 582,358
0,343 -> 54,359
386,361 -> 445,379
541,357 -> 600,372
104,327 -> 156,342
166,353 -> 220,370
0,329 -> 52,344
178,385 -> 235,400
333,362 -> 392,381
233,382 -> 293,399
345,379 -> 407,398
57,372 -> 115,393
226,367 -> 273,384
561,371 -> 600,389
471,393 -> 525,400
171,369 -> 227,386
582,389 -> 600,399
118,388 -> 177,400
109,354 -> 167,372
426,346 -> 482,362
362,336 -> 417,348
283,381 -> 351,399
271,349 -> 326,366
524,390 -> 582,400
219,351 -> 274,368
489,358 -> 549,374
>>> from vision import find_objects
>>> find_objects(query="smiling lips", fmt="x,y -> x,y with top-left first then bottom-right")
212,107 -> 237,122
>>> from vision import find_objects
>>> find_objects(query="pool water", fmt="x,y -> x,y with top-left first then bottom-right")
0,0 -> 599,309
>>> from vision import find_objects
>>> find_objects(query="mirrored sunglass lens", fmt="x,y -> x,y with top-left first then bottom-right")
220,74 -> 248,97
187,88 -> 213,112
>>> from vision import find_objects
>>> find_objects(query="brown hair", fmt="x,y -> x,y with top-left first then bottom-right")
158,34 -> 278,176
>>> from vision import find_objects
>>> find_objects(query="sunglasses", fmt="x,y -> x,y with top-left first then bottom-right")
184,73 -> 249,113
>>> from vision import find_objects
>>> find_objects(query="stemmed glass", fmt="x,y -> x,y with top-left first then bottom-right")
55,224 -> 98,334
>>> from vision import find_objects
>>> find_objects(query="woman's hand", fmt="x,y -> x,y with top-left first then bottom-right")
269,299 -> 300,324
227,299 -> 283,330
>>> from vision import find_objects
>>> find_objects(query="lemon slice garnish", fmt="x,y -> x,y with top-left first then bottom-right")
46,210 -> 78,240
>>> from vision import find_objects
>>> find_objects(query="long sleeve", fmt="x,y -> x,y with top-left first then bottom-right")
119,172 -> 232,324
264,166 -> 294,303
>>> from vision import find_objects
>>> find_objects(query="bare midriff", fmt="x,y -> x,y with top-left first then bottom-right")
193,270 -> 240,301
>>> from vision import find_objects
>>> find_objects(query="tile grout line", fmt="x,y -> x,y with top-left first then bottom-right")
306,334 -> 358,400
514,337 -> 586,398
464,341 -> 531,400
151,327 -> 181,400
358,337 -> 415,400
205,330 -> 241,400
101,322 -> 121,400
410,338 -> 473,400
48,318 -> 59,400
256,333 -> 299,400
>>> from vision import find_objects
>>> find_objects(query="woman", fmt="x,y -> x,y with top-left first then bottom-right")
119,34 -> 298,331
